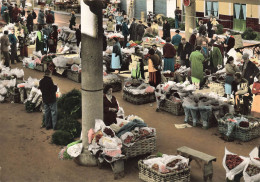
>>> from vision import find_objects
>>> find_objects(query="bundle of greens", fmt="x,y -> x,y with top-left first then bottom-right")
52,130 -> 74,145
55,117 -> 81,138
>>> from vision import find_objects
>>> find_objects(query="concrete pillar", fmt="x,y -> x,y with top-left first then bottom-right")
167,0 -> 177,18
146,0 -> 153,16
76,0 -> 104,166
185,0 -> 196,40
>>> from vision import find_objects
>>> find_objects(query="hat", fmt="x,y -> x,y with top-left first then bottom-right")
242,53 -> 249,60
175,30 -> 180,33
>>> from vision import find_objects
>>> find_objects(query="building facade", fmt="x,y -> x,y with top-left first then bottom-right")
120,0 -> 260,32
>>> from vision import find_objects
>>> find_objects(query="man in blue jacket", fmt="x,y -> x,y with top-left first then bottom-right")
171,29 -> 182,50
8,28 -> 18,64
1,3 -> 7,16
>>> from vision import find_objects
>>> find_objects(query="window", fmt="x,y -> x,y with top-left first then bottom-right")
205,1 -> 218,17
234,4 -> 246,20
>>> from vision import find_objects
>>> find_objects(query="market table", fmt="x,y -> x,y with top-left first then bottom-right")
177,146 -> 217,182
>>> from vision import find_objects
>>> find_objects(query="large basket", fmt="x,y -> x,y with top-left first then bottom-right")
138,156 -> 191,182
209,82 -> 225,97
67,69 -> 81,83
122,136 -> 156,159
218,119 -> 260,142
160,99 -> 184,116
123,89 -> 156,105
104,80 -> 122,92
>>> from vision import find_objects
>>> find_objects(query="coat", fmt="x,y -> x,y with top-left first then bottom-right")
213,43 -> 224,58
107,21 -> 114,32
48,30 -> 58,53
151,23 -> 159,36
189,33 -> 196,49
0,35 -> 10,52
177,42 -> 193,61
122,22 -> 129,36
171,34 -> 182,46
136,24 -> 145,37
8,34 -> 17,45
12,7 -> 20,23
163,43 -> 176,58
209,46 -> 223,73
46,13 -> 54,24
189,50 -> 205,81
129,22 -> 137,41
242,61 -> 259,85
69,14 -> 76,28
225,36 -> 235,53
198,24 -> 206,35
103,95 -> 118,126
37,10 -> 45,25
162,23 -> 170,39
196,36 -> 208,47
112,41 -> 122,62
225,63 -> 239,75
39,76 -> 57,104
26,14 -> 34,26
145,27 -> 153,36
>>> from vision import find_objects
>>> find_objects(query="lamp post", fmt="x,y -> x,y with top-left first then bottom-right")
75,0 -> 107,166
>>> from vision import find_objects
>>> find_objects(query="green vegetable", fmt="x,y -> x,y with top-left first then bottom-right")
52,130 -> 74,145
55,117 -> 82,138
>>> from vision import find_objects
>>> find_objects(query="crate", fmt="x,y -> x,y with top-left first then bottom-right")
67,69 -> 81,83
160,99 -> 184,116
123,89 -> 155,105
138,156 -> 191,182
122,136 -> 156,159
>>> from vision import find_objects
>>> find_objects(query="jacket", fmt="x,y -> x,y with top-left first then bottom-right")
145,27 -> 153,36
163,22 -> 170,39
232,78 -> 249,95
171,34 -> 182,46
0,35 -> 10,52
198,24 -> 206,34
37,10 -> 45,24
8,34 -> 17,45
225,36 -> 235,53
189,34 -> 196,48
122,22 -> 129,36
39,76 -> 57,104
136,24 -> 145,37
242,61 -> 259,85
26,14 -> 34,26
46,13 -> 54,24
163,43 -> 176,58
107,21 -> 114,32
69,14 -> 76,26
225,64 -> 239,75
177,42 -> 193,60
196,36 -> 208,47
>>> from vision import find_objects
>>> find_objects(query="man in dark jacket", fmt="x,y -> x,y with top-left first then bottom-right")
8,28 -> 18,64
122,18 -> 129,48
129,18 -> 137,41
241,53 -> 259,86
136,21 -> 145,41
198,20 -> 206,36
26,10 -> 34,33
32,9 -> 37,20
39,70 -> 57,130
76,24 -> 81,47
0,31 -> 11,67
12,4 -> 20,23
177,38 -> 193,67
224,30 -> 235,54
46,10 -> 54,26
8,3 -> 13,23
37,7 -> 45,26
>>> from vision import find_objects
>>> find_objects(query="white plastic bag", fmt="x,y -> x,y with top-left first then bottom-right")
0,95 -> 4,102
0,87 -> 7,95
120,132 -> 134,147
67,143 -> 83,158
94,119 -> 106,132
223,147 -> 249,180
243,159 -> 260,182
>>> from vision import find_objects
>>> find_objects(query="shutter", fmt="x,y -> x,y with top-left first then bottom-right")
154,0 -> 167,16
120,0 -> 127,12
135,0 -> 147,20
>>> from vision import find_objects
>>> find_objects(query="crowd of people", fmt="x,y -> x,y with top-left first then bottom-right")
106,9 -> 259,118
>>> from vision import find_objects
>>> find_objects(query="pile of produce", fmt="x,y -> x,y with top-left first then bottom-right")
245,164 -> 260,177
103,74 -> 122,92
143,154 -> 189,174
55,117 -> 81,138
58,140 -> 82,160
52,130 -> 74,146
226,154 -> 244,170
123,81 -> 155,95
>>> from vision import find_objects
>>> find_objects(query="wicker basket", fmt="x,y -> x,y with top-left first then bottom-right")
123,89 -> 156,105
138,156 -> 191,182
104,81 -> 122,92
160,99 -> 184,116
218,119 -> 260,142
67,69 -> 81,83
122,136 -> 156,159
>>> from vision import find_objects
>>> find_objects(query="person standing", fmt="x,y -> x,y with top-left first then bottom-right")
8,28 -> 18,64
201,41 -> 210,71
103,85 -> 119,126
208,43 -> 223,74
207,17 -> 213,38
75,24 -> 81,47
136,21 -> 145,41
69,11 -> 76,30
144,22 -> 153,36
107,19 -> 115,32
0,31 -> 11,67
48,25 -> 58,53
111,37 -> 122,71
49,7 -> 55,23
8,3 -> 13,23
130,47 -> 144,79
151,20 -> 159,36
39,70 -> 58,130
21,0 -> 26,9
189,46 -> 205,88
1,3 -> 7,16
225,56 -> 239,102
20,7 -> 25,17
152,44 -> 162,63
224,30 -> 235,54
162,19 -> 170,40
163,37 -> 176,72
42,25 -> 51,54
189,29 -> 197,50
213,36 -> 224,58
37,7 -> 45,27
196,31 -> 208,47
3,9 -> 10,24
122,18 -> 129,48
177,38 -> 193,67
36,25 -> 44,54
174,7 -> 180,29
251,73 -> 260,118
32,9 -> 37,20
115,12 -> 123,32
241,53 -> 259,86
148,48 -> 161,87
171,30 -> 182,50
129,18 -> 137,41
46,10 -> 54,27
198,20 -> 206,36
18,28 -> 29,58
26,10 -> 34,34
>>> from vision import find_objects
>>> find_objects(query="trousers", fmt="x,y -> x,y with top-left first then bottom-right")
44,102 -> 57,129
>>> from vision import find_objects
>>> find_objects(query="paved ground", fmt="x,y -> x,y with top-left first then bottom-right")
0,10 -> 259,182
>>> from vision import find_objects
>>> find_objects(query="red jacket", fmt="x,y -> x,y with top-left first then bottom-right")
12,7 -> 20,22
163,43 -> 176,58
252,82 -> 260,95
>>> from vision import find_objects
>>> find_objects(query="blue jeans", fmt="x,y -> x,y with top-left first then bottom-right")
44,102 -> 57,129
175,19 -> 179,29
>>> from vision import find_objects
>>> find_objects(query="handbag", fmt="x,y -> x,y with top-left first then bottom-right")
48,39 -> 54,45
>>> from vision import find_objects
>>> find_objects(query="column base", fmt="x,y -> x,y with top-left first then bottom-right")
74,149 -> 97,167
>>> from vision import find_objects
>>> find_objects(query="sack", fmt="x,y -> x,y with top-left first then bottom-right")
48,39 -> 54,45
